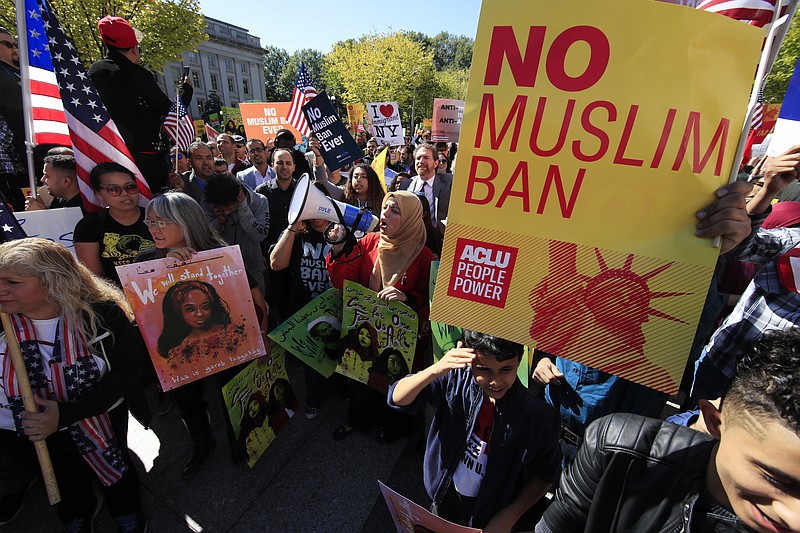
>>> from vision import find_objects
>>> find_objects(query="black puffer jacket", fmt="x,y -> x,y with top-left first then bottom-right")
537,413 -> 752,533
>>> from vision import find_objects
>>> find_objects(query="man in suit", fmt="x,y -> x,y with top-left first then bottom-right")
399,142 -> 452,233
168,141 -> 215,209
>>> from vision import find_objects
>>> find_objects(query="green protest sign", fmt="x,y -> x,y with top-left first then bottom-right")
221,346 -> 297,468
339,281 -> 418,394
268,288 -> 342,378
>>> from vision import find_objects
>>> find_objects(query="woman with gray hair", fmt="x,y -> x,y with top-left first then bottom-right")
137,191 -> 268,475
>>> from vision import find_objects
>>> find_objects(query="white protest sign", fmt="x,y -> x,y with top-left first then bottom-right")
366,101 -> 403,146
13,207 -> 83,255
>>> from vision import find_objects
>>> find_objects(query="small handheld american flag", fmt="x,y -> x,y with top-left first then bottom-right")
162,97 -> 195,151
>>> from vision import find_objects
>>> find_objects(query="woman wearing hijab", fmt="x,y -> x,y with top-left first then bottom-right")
327,191 -> 433,441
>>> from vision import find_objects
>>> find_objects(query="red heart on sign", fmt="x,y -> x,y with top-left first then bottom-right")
379,104 -> 394,118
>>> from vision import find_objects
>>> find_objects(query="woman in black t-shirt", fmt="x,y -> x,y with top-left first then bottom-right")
74,163 -> 153,285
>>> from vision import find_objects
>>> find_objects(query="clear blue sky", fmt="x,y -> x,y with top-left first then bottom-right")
199,0 -> 483,53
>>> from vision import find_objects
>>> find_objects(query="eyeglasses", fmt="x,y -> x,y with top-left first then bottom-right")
170,153 -> 184,160
247,147 -> 264,154
0,40 -> 18,50
99,183 -> 138,196
143,219 -> 175,229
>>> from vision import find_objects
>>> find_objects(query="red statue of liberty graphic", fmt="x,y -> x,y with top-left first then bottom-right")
529,240 -> 688,387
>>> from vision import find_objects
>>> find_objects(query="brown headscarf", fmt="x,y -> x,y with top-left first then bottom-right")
369,191 -> 427,291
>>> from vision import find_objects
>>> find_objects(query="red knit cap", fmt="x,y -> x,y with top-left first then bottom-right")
97,16 -> 138,49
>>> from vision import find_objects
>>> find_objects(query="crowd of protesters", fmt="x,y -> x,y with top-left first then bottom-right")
0,13 -> 799,533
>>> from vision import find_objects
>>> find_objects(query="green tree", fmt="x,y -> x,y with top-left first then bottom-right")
277,49 -> 326,101
764,14 -> 800,103
0,0 -> 206,71
263,45 -> 289,101
428,32 -> 474,71
436,69 -> 470,100
324,32 -> 437,127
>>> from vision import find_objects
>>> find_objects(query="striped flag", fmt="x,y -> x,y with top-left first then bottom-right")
204,123 -> 220,143
286,63 -> 317,138
751,88 -> 764,130
696,0 -> 778,27
766,60 -> 800,156
162,98 -> 194,150
23,0 -> 152,210
24,3 -> 69,147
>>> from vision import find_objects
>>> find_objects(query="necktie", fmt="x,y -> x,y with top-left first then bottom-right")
424,181 -> 435,221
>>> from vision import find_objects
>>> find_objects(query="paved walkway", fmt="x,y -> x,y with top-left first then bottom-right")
4,359 -> 430,532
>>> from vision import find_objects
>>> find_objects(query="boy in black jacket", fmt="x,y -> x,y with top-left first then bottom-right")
390,330 -> 561,532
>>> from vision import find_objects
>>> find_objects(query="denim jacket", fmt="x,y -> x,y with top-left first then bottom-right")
389,366 -> 562,528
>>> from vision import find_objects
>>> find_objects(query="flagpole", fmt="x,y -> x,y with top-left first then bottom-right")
15,0 -> 38,199
174,86 -> 180,174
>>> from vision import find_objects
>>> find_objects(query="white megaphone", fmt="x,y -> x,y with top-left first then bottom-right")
288,174 -> 378,233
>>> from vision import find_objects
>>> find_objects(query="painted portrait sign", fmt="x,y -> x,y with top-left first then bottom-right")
339,281 -> 418,394
116,246 -> 266,392
222,345 -> 296,468
379,481 -> 481,533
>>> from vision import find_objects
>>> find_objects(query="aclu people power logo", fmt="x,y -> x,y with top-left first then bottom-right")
447,238 -> 517,307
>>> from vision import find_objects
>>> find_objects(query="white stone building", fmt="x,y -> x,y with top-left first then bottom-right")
157,16 -> 265,116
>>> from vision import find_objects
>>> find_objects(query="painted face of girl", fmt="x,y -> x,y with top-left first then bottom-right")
248,399 -> 261,419
388,353 -> 404,377
180,290 -> 213,330
358,326 -> 372,348
273,382 -> 285,402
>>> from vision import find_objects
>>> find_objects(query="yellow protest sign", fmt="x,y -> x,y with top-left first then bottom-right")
193,119 -> 204,139
346,103 -> 364,129
430,0 -> 763,394
371,146 -> 389,193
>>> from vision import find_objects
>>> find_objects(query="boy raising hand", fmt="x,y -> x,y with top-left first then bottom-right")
390,330 -> 562,532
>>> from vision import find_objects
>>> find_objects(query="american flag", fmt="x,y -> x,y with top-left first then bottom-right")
162,97 -> 194,150
23,7 -> 69,148
23,0 -> 152,209
205,123 -> 220,143
697,0 -> 779,27
0,193 -> 27,242
286,63 -> 317,138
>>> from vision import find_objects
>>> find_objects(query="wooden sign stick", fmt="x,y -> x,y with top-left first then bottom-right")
1,312 -> 60,504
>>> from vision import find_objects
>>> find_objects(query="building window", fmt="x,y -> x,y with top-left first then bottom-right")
170,66 -> 181,85
210,74 -> 218,91
240,63 -> 247,74
208,55 -> 215,67
186,51 -> 198,63
225,59 -> 233,70
243,79 -> 249,95
231,100 -> 239,108
227,77 -> 234,92
192,71 -> 201,88
197,99 -> 205,115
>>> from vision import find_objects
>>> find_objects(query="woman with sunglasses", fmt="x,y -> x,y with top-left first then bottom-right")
74,162 -> 153,286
